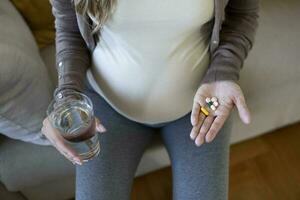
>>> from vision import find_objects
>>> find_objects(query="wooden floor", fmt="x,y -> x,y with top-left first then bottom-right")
131,122 -> 300,200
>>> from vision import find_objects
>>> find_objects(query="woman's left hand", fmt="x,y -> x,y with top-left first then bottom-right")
190,80 -> 251,146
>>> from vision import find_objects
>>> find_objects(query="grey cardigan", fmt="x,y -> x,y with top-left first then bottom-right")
50,0 -> 259,97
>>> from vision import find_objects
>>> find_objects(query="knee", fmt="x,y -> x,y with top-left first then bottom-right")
172,166 -> 229,200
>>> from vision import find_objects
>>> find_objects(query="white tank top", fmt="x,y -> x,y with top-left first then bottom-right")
87,0 -> 215,124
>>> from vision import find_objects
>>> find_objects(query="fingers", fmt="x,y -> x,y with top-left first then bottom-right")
233,94 -> 251,124
53,134 -> 82,164
42,116 -> 107,165
42,118 -> 82,165
56,145 -> 81,165
190,103 -> 232,146
190,112 -> 206,140
191,101 -> 201,126
95,117 -> 107,133
191,95 -> 206,126
195,116 -> 214,146
205,114 -> 228,143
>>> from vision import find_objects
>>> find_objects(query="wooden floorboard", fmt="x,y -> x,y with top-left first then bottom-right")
131,122 -> 300,200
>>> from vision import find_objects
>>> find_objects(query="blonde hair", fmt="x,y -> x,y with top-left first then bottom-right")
73,0 -> 117,35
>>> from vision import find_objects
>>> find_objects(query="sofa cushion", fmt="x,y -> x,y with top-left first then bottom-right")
0,133 -> 168,192
239,0 -> 300,99
0,0 -> 37,52
0,135 -> 74,191
0,182 -> 26,200
10,0 -> 55,49
230,0 -> 300,143
0,0 -> 54,145
40,44 -> 58,85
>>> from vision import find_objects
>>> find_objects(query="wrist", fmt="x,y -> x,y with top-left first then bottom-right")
53,87 -> 81,100
200,69 -> 239,86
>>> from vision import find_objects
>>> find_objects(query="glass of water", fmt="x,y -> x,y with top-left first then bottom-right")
47,91 -> 100,162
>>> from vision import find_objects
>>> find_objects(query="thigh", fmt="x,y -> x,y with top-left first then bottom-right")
161,111 -> 233,200
76,82 -> 156,200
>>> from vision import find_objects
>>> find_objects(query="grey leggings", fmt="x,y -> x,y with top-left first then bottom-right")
76,80 -> 233,200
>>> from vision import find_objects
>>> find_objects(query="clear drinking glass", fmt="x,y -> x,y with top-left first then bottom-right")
47,91 -> 100,162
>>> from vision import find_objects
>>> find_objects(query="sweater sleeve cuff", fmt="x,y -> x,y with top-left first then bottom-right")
54,58 -> 89,97
200,49 -> 243,85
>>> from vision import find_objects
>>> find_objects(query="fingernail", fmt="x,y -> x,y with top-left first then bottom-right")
75,161 -> 82,165
74,157 -> 82,163
206,137 -> 212,143
74,159 -> 82,165
190,133 -> 195,140
98,125 -> 107,132
247,118 -> 251,124
191,119 -> 195,126
195,140 -> 202,147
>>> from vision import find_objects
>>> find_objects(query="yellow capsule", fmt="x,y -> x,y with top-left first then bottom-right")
200,107 -> 209,116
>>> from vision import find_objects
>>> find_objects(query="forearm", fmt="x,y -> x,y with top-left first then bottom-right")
201,0 -> 260,84
50,0 -> 91,97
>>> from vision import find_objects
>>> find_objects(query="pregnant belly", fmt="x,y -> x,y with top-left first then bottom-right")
89,51 -> 210,123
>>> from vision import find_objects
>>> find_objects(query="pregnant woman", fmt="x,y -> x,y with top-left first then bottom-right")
42,0 -> 259,199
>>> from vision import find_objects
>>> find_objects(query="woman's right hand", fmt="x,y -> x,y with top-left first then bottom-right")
42,117 -> 107,165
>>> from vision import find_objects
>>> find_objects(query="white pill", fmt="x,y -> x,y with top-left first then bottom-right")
211,105 -> 216,110
213,101 -> 219,107
211,97 -> 217,102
